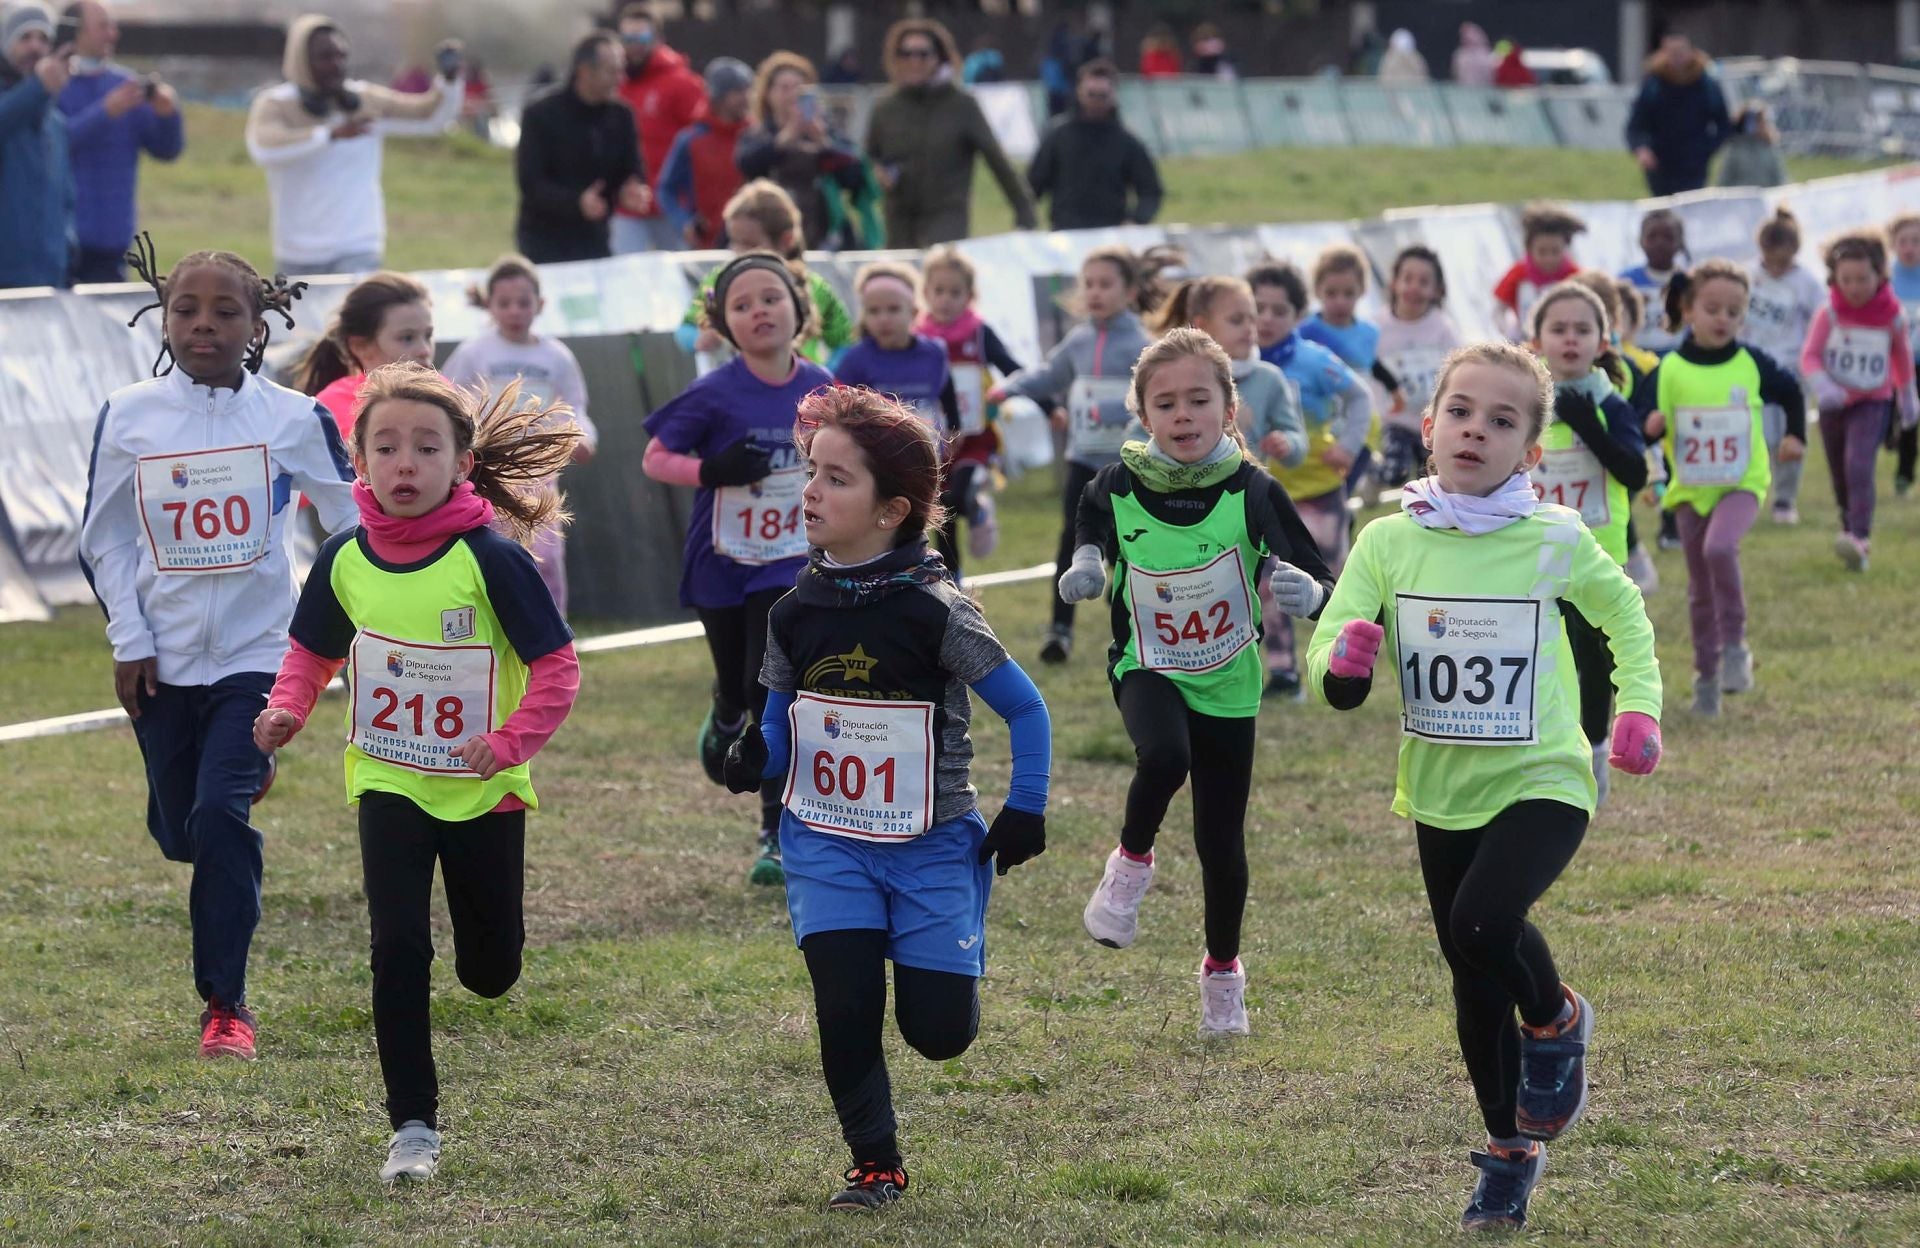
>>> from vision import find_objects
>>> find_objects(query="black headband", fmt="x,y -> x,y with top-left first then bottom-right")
706,253 -> 806,346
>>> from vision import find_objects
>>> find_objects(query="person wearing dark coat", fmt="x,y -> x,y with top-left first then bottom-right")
1027,60 -> 1162,231
1625,34 -> 1732,198
514,31 -> 651,264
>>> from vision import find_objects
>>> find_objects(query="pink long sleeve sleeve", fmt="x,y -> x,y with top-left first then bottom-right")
1799,305 -> 1833,379
643,437 -> 704,487
481,643 -> 580,769
266,639 -> 346,741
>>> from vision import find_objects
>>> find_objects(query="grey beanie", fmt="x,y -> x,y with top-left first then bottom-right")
704,56 -> 752,99
3,3 -> 54,52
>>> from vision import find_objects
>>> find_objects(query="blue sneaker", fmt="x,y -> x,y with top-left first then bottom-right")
1517,986 -> 1593,1141
1461,1142 -> 1545,1230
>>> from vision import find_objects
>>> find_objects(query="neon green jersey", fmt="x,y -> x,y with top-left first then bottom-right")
1657,348 -> 1770,513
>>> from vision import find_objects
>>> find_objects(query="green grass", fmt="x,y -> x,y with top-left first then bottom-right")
135,104 -> 1891,272
3,437 -> 1918,1245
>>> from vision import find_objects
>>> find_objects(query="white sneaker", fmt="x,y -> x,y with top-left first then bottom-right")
1721,643 -> 1754,694
1199,959 -> 1250,1035
1591,742 -> 1610,809
1624,546 -> 1659,595
967,491 -> 999,560
1083,847 -> 1154,948
380,1121 -> 441,1183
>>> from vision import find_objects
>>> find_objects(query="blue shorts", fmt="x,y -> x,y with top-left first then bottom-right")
781,808 -> 993,977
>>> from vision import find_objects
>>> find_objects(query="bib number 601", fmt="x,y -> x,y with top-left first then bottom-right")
811,749 -> 897,804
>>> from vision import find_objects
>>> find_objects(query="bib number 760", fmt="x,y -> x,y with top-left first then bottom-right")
161,495 -> 251,542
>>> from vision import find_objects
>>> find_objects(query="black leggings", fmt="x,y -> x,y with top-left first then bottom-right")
1115,669 -> 1258,964
1562,604 -> 1614,746
358,791 -> 526,1131
802,928 -> 980,1165
697,586 -> 786,833
1051,460 -> 1100,630
1416,800 -> 1586,1139
934,460 -> 984,583
1898,422 -> 1917,481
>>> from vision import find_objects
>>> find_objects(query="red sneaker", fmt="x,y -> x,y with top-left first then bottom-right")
200,1003 -> 257,1060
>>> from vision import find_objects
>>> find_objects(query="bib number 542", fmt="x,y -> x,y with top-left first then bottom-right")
1152,600 -> 1234,647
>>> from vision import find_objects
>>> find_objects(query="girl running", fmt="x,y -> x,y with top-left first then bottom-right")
1493,204 -> 1585,340
1745,208 -> 1824,525
442,253 -> 599,616
1800,228 -> 1917,572
986,243 -> 1180,665
915,245 -> 1024,562
295,271 -> 436,438
1647,260 -> 1806,712
1061,329 -> 1335,1033
1377,245 -> 1464,485
253,363 -> 581,1185
1619,208 -> 1687,355
720,385 -> 1050,1211
1889,213 -> 1920,497
1527,282 -> 1648,805
1306,341 -> 1662,1231
79,241 -> 355,1061
1299,243 -> 1405,441
1247,260 -> 1371,698
644,252 -> 836,884
1147,275 -> 1304,467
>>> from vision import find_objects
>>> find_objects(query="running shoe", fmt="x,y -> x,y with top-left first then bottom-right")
1199,958 -> 1250,1035
1623,545 -> 1659,595
1460,1142 -> 1545,1230
1770,502 -> 1800,525
1517,986 -> 1594,1141
251,753 -> 276,806
1083,847 -> 1155,948
967,491 -> 999,560
1896,473 -> 1914,498
1691,674 -> 1721,718
748,828 -> 784,887
698,704 -> 744,787
828,1160 -> 908,1211
1039,625 -> 1073,665
380,1121 -> 441,1183
1721,642 -> 1754,694
199,1002 -> 257,1060
1263,669 -> 1302,701
1834,532 -> 1869,572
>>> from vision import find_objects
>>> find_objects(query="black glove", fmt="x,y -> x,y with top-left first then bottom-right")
977,806 -> 1045,876
722,722 -> 768,794
699,438 -> 774,488
1552,389 -> 1604,442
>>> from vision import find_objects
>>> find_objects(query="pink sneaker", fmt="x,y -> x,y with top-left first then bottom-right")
199,1003 -> 257,1060
1834,532 -> 1870,572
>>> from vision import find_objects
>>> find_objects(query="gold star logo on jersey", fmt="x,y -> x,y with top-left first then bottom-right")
804,643 -> 877,686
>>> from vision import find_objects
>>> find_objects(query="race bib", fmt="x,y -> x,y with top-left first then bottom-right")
1532,444 -> 1610,528
712,466 -> 806,564
1673,405 -> 1752,488
1825,325 -> 1891,392
1126,548 -> 1254,674
349,630 -> 497,775
784,692 -> 935,841
135,444 -> 271,573
1068,376 -> 1133,447
1384,346 -> 1449,415
1395,595 -> 1540,745
951,363 -> 988,436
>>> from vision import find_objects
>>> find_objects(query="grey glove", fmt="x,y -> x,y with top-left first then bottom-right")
1268,561 -> 1325,617
1056,544 -> 1107,604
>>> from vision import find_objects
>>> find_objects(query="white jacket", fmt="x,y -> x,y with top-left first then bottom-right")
80,368 -> 357,685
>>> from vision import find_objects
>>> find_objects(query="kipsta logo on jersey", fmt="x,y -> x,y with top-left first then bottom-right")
823,710 -> 841,740
386,650 -> 406,678
170,462 -> 189,489
1428,609 -> 1448,639
803,643 -> 877,686
1155,582 -> 1173,604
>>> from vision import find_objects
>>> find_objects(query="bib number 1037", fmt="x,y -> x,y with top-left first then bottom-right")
1393,594 -> 1540,745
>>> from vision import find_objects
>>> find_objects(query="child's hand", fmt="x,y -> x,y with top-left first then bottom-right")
985,385 -> 1007,405
1777,434 -> 1805,463
1390,390 -> 1407,415
1644,409 -> 1667,439
977,806 -> 1045,876
693,327 -> 724,353
1260,430 -> 1291,460
1267,562 -> 1324,617
571,441 -> 595,465
1056,544 -> 1106,604
113,657 -> 158,718
722,723 -> 769,794
454,736 -> 502,779
1608,711 -> 1662,775
253,707 -> 301,753
1809,372 -> 1849,412
1319,443 -> 1355,472
1048,405 -> 1068,432
1327,619 -> 1384,680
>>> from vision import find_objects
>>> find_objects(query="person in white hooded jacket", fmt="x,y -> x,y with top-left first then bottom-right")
79,242 -> 355,1061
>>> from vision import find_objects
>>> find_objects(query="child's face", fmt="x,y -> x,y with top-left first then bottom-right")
1533,295 -> 1603,382
351,300 -> 434,374
353,398 -> 472,518
726,214 -> 773,252
1640,217 -> 1682,271
1390,258 -> 1439,320
1422,361 -> 1542,497
1079,258 -> 1128,321
923,267 -> 971,324
1834,257 -> 1882,308
1760,242 -> 1797,275
1684,276 -> 1747,349
859,279 -> 916,349
1194,287 -> 1256,361
722,269 -> 798,356
1895,226 -> 1920,269
1137,354 -> 1233,465
1315,270 -> 1363,325
487,275 -> 541,342
801,424 -> 901,556
1527,233 -> 1569,273
1252,283 -> 1299,348
163,263 -> 262,386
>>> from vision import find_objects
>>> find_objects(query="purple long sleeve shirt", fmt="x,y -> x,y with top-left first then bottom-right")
57,66 -> 184,253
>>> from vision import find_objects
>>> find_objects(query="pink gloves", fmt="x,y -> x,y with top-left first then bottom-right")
1608,711 -> 1662,775
1327,619 -> 1384,680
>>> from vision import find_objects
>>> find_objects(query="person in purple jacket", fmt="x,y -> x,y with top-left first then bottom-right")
642,252 -> 834,888
55,2 -> 183,283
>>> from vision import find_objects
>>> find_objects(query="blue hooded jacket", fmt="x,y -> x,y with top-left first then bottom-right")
0,71 -> 74,288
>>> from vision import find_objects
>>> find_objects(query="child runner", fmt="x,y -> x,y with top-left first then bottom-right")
1061,329 -> 1335,1032
1799,228 -> 1917,572
1619,208 -> 1687,355
830,260 -> 969,575
442,253 -> 599,616
1376,244 -> 1464,486
915,244 -> 1024,562
79,242 -> 354,1060
676,179 -> 854,369
253,363 -> 581,1184
1886,212 -> 1920,496
644,252 -> 837,884
720,385 -> 1050,1211
1528,282 -> 1648,805
1570,271 -> 1661,595
1147,276 -> 1305,468
986,243 -> 1180,665
1299,243 -> 1403,488
1647,261 -> 1806,713
1247,260 -> 1371,698
294,271 -> 436,438
1746,208 -> 1825,525
1306,340 -> 1663,1232
1493,204 -> 1585,340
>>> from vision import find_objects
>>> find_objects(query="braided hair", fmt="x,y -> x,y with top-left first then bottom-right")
124,233 -> 305,378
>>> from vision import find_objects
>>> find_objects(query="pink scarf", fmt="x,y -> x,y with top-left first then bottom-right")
1520,256 -> 1577,290
914,306 -> 985,349
353,480 -> 495,561
1830,279 -> 1902,328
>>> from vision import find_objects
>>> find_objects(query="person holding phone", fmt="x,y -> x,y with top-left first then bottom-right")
0,1 -> 74,289
734,49 -> 876,250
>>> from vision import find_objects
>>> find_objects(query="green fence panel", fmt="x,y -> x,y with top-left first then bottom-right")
1444,87 -> 1558,148
1242,80 -> 1352,148
1145,79 -> 1255,156
1338,82 -> 1456,148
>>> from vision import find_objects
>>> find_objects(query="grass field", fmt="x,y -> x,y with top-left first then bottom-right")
2,441 -> 1918,1245
131,104 -> 1891,274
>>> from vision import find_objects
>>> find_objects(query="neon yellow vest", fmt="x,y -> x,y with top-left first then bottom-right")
1534,388 -> 1631,565
1657,349 -> 1770,513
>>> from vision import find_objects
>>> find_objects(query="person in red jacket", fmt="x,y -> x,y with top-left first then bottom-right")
658,57 -> 750,249
613,2 -> 705,252
1138,26 -> 1182,78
